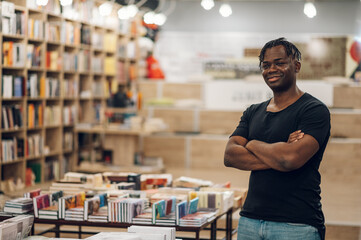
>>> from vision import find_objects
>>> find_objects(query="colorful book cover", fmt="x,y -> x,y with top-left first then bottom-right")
33,194 -> 50,218
188,197 -> 199,214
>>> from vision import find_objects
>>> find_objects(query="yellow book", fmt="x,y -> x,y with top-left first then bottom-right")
29,19 -> 34,38
103,33 -> 116,52
39,76 -> 45,97
50,51 -> 58,70
110,79 -> 118,95
104,57 -> 115,75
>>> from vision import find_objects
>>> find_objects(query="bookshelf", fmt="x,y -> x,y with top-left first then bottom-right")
0,0 -> 140,192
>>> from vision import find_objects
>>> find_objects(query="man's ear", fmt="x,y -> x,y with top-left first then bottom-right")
294,61 -> 301,73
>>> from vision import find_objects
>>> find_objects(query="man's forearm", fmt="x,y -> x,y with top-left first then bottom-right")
224,143 -> 271,171
245,140 -> 296,172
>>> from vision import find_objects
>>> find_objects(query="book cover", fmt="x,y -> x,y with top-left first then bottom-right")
188,197 -> 199,214
176,200 -> 187,225
33,194 -> 50,218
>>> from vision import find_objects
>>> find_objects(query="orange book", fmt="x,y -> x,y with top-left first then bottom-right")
38,104 -> 43,126
8,41 -> 13,66
28,104 -> 34,128
46,51 -> 51,69
39,76 -> 45,97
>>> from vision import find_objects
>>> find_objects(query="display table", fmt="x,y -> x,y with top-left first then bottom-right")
0,207 -> 237,240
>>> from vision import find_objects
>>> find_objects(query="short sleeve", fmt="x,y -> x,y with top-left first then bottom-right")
298,103 -> 330,147
230,107 -> 251,139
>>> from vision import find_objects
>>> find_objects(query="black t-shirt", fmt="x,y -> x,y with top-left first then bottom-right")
231,93 -> 330,240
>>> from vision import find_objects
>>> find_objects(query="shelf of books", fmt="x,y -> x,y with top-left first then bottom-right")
0,0 -> 140,193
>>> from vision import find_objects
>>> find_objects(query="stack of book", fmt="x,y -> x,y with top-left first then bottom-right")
178,209 -> 217,227
3,198 -> 33,214
103,172 -> 141,190
0,215 -> 34,240
151,197 -> 177,225
141,173 -> 172,189
200,186 -> 248,209
178,197 -> 218,227
34,190 -> 63,220
128,225 -> 176,240
108,197 -> 145,223
132,207 -> 152,225
173,176 -> 213,189
59,192 -> 86,220
195,188 -> 235,214
84,193 -> 107,221
65,205 -> 84,221
49,181 -> 87,195
86,230 -> 174,240
88,206 -> 108,223
63,172 -> 103,188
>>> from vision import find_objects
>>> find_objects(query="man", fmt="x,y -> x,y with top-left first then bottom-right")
224,38 -> 330,240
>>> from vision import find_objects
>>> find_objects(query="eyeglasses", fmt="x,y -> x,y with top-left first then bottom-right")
260,59 -> 291,71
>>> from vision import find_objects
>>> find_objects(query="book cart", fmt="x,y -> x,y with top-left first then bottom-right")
12,206 -> 236,240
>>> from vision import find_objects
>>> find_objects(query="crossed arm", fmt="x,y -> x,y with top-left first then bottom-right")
224,130 -> 319,172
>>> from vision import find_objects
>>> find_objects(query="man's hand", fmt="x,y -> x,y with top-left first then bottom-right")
287,130 -> 304,143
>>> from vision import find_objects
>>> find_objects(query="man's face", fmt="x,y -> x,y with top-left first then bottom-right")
261,45 -> 300,92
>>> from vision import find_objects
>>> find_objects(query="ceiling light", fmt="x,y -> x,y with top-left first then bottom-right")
154,13 -> 167,26
127,4 -> 139,18
99,2 -> 113,16
60,0 -> 72,6
117,7 -> 129,19
201,0 -> 214,11
219,3 -> 232,18
304,2 -> 317,18
144,11 -> 156,24
36,0 -> 48,6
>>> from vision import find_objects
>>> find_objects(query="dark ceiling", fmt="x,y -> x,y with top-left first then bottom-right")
115,0 -> 160,11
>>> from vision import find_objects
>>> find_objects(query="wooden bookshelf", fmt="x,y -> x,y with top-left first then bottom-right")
0,0 -> 140,192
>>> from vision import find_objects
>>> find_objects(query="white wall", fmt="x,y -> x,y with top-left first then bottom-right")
152,1 -> 361,82
162,1 -> 361,35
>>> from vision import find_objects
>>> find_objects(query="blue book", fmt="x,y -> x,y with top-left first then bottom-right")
188,197 -> 199,214
14,76 -> 23,97
176,200 -> 188,225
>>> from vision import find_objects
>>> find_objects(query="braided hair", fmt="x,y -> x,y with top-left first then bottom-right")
258,37 -> 302,69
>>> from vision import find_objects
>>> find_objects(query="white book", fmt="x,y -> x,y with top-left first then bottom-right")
2,75 -> 13,98
128,225 -> 175,240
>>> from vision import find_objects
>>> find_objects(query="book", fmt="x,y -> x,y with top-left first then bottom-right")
3,198 -> 33,214
175,200 -> 188,225
103,172 -> 141,190
23,188 -> 41,198
128,225 -> 176,240
88,206 -> 108,223
33,194 -> 50,218
188,197 -> 199,214
2,215 -> 34,239
179,209 -> 218,227
59,192 -> 86,219
152,199 -> 165,224
83,193 -> 107,221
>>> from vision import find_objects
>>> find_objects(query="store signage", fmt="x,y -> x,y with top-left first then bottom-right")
203,80 -> 334,110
